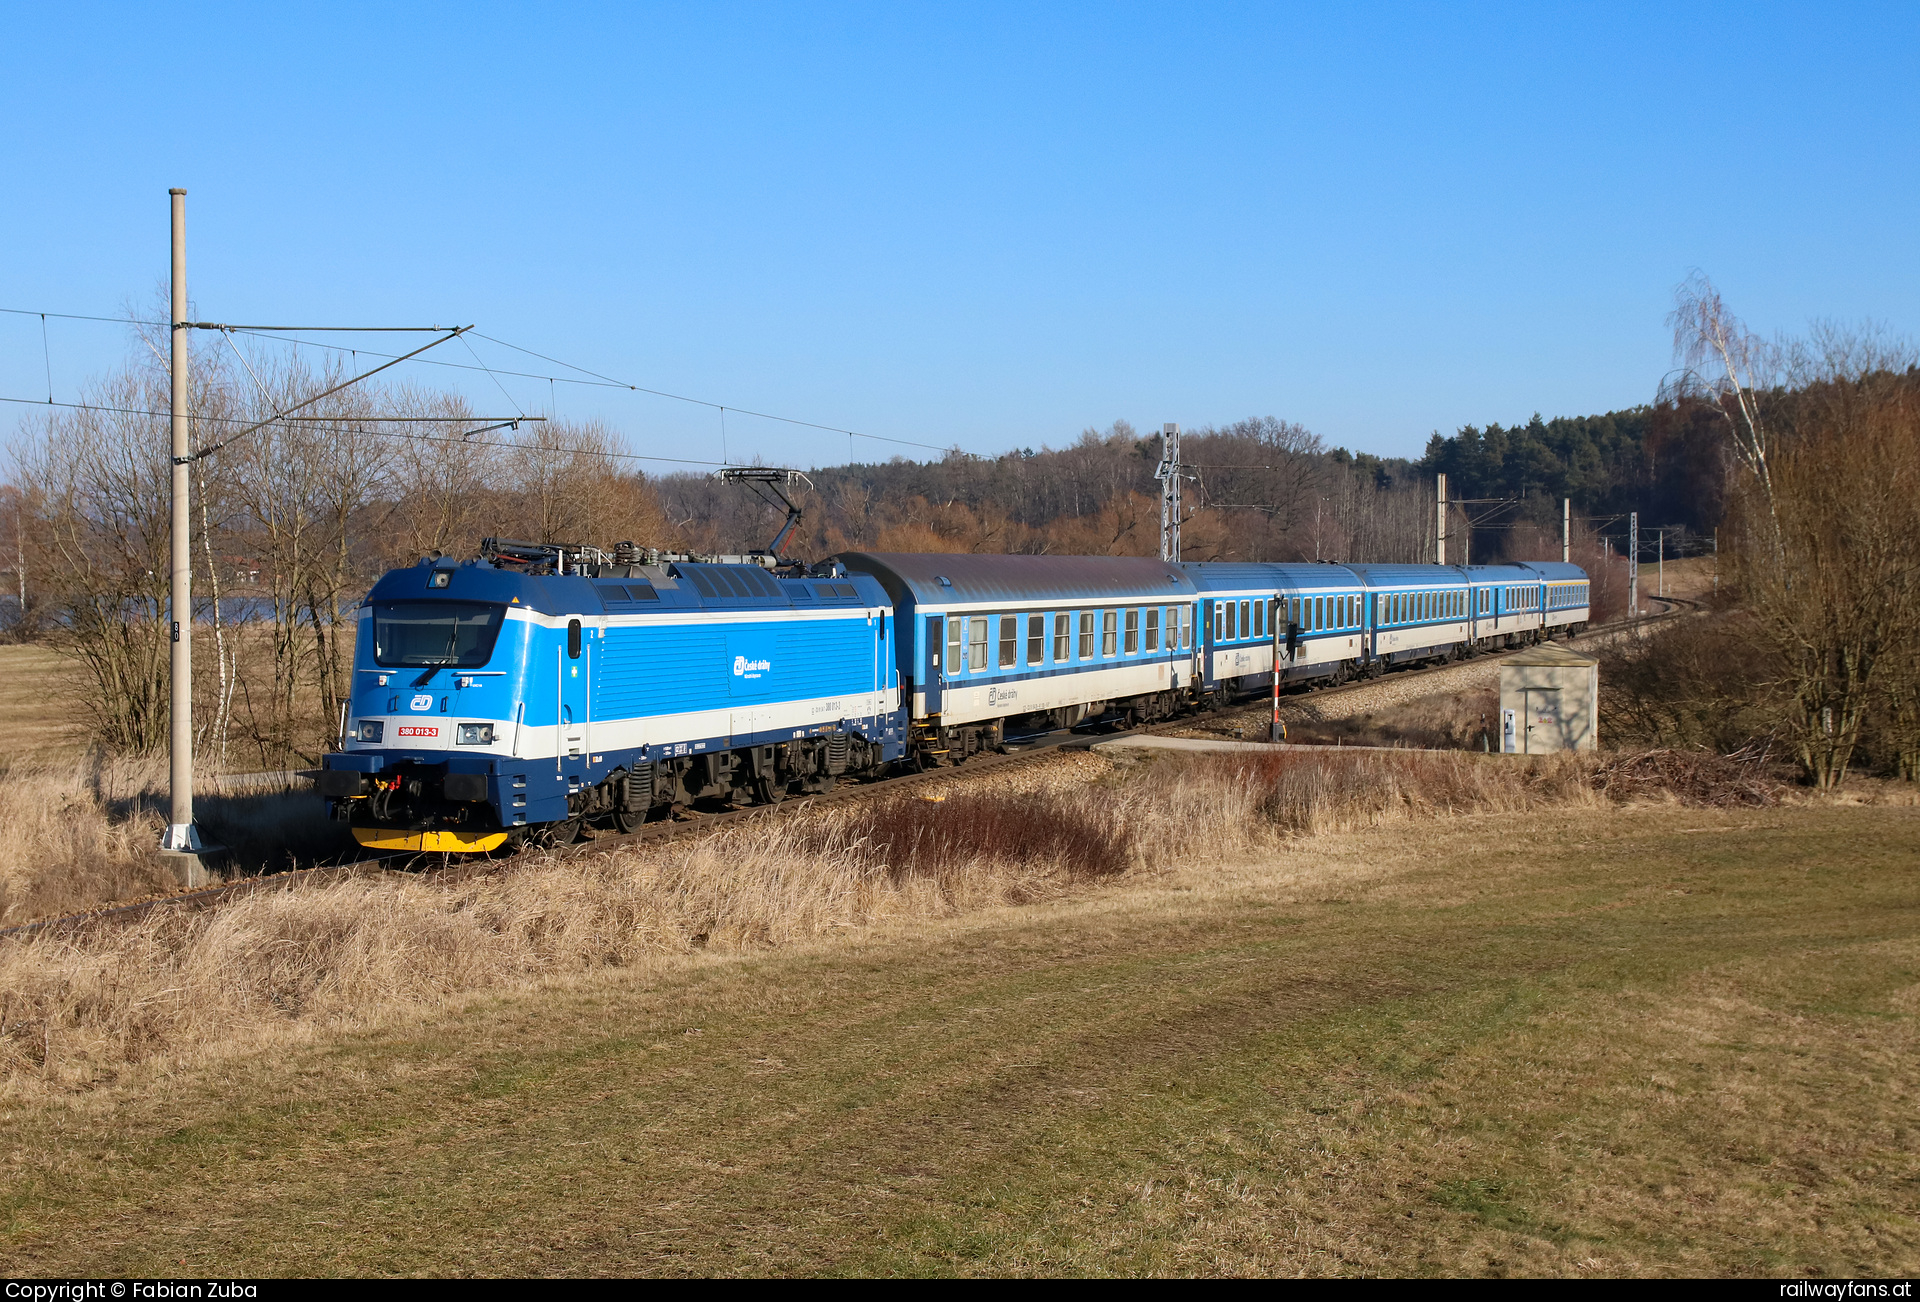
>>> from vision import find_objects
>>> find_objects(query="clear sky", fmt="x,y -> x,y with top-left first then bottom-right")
2,2 -> 1915,470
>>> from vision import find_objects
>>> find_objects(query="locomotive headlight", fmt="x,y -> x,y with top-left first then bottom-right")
456,722 -> 495,746
356,720 -> 384,743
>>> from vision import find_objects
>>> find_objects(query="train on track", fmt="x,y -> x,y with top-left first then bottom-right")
315,539 -> 1590,852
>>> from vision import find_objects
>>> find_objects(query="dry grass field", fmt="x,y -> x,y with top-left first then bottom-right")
0,756 -> 1914,1276
0,645 -> 85,762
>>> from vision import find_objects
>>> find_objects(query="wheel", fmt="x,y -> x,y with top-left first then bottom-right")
614,805 -> 647,833
542,814 -> 585,847
753,776 -> 787,806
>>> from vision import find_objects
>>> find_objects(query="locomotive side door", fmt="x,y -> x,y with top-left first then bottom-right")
924,616 -> 943,715
560,616 -> 589,759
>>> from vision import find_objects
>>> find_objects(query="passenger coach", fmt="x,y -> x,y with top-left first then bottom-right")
833,552 -> 1200,766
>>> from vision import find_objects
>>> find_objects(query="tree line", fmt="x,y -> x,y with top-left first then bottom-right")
1,321 -> 1708,767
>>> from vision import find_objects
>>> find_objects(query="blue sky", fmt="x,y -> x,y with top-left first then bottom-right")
2,2 -> 1915,469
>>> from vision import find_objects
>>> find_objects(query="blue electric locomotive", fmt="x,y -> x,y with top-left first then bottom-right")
316,539 -> 905,852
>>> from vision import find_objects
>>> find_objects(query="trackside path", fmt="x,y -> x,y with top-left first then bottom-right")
4,804 -> 1915,1276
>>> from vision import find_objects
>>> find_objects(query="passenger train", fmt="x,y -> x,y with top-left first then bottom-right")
315,538 -> 1590,852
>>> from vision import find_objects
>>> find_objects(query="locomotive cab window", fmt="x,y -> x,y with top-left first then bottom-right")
373,601 -> 507,669
567,618 -> 582,659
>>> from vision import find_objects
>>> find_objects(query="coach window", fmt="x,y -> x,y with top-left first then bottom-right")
1079,611 -> 1095,660
968,616 -> 988,672
1213,602 -> 1223,642
1124,608 -> 1139,654
998,614 -> 1017,668
1102,610 -> 1118,657
1145,607 -> 1161,652
1027,614 -> 1045,664
946,618 -> 961,674
1254,600 -> 1265,638
1054,613 -> 1069,662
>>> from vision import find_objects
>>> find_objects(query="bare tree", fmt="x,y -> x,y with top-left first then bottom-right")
1673,282 -> 1920,786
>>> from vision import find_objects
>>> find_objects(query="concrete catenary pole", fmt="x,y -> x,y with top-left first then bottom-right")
1435,473 -> 1446,565
1562,498 -> 1570,563
162,189 -> 209,885
1628,511 -> 1639,618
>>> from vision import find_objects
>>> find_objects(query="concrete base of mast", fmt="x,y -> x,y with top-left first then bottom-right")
160,823 -> 225,889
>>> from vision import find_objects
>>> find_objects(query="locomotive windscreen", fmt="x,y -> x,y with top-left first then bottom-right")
372,601 -> 507,668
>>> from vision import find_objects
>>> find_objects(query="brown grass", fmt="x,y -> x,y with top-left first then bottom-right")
0,750 -> 1582,1095
1592,746 -> 1787,808
0,645 -> 85,762
0,758 -> 353,927
0,745 -> 1898,1099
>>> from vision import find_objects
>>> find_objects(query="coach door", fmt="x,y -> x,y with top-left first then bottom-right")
1200,600 -> 1216,687
924,616 -> 944,714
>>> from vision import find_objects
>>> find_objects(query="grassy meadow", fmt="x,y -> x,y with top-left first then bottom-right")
1,758 -> 1915,1276
0,645 -> 85,762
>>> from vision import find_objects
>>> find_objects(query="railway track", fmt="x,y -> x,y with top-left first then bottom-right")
4,599 -> 1698,942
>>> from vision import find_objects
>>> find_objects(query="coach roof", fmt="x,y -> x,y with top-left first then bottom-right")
833,552 -> 1197,608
